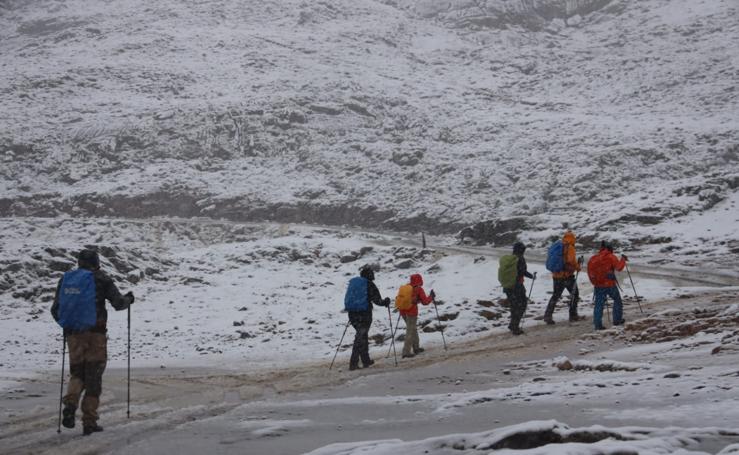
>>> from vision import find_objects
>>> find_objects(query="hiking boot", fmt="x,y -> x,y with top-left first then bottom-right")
349,364 -> 359,371
594,325 -> 606,331
83,424 -> 104,436
62,405 -> 76,429
511,328 -> 525,336
613,319 -> 625,326
363,359 -> 375,368
401,353 -> 415,359
569,315 -> 586,322
544,318 -> 555,325
414,348 -> 425,354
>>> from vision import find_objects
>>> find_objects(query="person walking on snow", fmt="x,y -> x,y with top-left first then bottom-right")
343,266 -> 391,371
587,242 -> 628,330
398,273 -> 435,358
504,242 -> 535,335
50,249 -> 134,436
544,231 -> 584,324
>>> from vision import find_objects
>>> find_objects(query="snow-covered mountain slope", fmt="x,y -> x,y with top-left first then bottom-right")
1,0 -> 738,268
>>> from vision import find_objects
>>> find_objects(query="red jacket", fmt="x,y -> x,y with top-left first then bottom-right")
588,248 -> 626,288
399,273 -> 433,317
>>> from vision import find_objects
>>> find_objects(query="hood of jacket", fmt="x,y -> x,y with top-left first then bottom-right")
410,273 -> 423,287
563,231 -> 576,245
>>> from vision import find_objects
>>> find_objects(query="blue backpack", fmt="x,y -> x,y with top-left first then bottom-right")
545,240 -> 565,273
344,277 -> 369,311
57,269 -> 97,331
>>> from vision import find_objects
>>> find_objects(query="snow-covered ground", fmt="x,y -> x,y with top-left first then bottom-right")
0,216 -> 702,375
1,277 -> 737,454
1,217 -> 738,454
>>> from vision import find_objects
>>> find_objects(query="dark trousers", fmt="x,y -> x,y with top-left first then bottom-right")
505,283 -> 527,331
545,276 -> 580,320
348,311 -> 372,367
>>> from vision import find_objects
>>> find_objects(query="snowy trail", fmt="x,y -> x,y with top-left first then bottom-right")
1,218 -> 738,454
1,288 -> 738,454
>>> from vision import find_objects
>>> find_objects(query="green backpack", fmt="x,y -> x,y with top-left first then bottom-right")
498,255 -> 519,289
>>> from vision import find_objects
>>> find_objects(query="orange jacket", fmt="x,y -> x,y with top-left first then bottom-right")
399,273 -> 433,317
552,231 -> 581,279
587,248 -> 626,288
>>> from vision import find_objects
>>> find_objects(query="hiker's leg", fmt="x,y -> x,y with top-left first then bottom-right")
516,284 -> 528,328
349,319 -> 361,368
358,319 -> 372,366
63,333 -> 86,408
504,289 -> 516,330
409,316 -> 420,351
407,316 -> 418,352
611,287 -> 624,323
80,333 -> 106,427
401,315 -> 413,356
566,276 -> 580,318
545,279 -> 565,321
593,288 -> 606,328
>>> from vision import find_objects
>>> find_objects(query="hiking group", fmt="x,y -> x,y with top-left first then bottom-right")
498,231 -> 632,335
340,267 -> 437,371
50,234 -> 633,434
340,230 -> 633,371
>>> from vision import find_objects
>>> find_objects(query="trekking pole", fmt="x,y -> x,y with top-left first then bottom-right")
57,333 -> 66,434
520,273 -> 536,329
386,306 -> 398,366
527,273 -> 537,300
329,320 -> 351,370
386,313 -> 402,358
569,271 -> 580,314
625,263 -> 644,314
569,257 -> 583,315
431,299 -> 448,351
127,303 -> 131,418
615,278 -> 624,293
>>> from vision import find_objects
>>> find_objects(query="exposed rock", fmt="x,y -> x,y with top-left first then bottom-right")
395,259 -> 413,269
554,358 -> 574,370
438,311 -> 459,321
458,218 -> 529,246
340,254 -> 358,263
426,263 -> 441,273
478,310 -> 500,321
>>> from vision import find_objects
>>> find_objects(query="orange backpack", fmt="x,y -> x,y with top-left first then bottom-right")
395,284 -> 414,311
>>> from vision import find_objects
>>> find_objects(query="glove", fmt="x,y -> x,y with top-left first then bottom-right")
125,291 -> 135,305
622,254 -> 628,262
533,271 -> 538,279
383,297 -> 391,307
429,290 -> 436,300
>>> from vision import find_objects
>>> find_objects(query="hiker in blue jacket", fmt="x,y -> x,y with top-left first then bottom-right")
50,249 -> 134,435
343,266 -> 390,370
